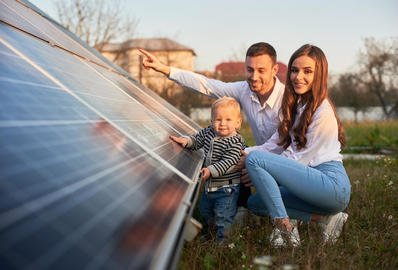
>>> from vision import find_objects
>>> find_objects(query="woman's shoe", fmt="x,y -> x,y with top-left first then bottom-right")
287,226 -> 301,247
319,212 -> 348,243
270,227 -> 286,247
269,224 -> 300,248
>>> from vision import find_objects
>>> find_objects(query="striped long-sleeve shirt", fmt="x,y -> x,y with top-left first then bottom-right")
186,126 -> 246,189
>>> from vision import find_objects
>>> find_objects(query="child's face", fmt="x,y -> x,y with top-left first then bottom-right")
212,106 -> 242,137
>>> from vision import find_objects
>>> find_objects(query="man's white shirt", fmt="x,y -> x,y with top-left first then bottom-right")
169,67 -> 285,145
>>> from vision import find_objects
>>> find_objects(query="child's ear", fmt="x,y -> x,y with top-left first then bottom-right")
236,118 -> 242,131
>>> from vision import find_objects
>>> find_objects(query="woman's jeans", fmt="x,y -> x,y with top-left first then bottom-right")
199,185 -> 239,241
245,151 -> 351,222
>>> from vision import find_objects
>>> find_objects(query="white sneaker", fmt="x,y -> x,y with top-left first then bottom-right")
320,212 -> 349,244
270,227 -> 285,247
288,219 -> 301,247
270,221 -> 301,248
288,226 -> 301,247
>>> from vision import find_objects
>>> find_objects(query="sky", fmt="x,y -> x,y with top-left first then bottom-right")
29,0 -> 398,75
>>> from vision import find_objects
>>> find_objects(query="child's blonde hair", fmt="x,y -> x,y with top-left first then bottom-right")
211,97 -> 242,129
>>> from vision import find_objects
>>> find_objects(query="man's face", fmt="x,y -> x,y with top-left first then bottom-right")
245,54 -> 278,95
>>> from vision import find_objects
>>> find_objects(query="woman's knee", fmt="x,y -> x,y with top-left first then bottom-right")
245,151 -> 268,168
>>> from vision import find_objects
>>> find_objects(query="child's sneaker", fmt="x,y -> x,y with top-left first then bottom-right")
319,212 -> 348,243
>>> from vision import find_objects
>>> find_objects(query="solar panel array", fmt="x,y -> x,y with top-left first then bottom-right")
0,0 -> 204,269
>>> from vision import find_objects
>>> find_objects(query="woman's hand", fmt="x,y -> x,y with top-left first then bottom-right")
235,150 -> 247,171
201,167 -> 211,181
240,169 -> 252,187
169,135 -> 189,147
236,150 -> 252,186
139,48 -> 171,76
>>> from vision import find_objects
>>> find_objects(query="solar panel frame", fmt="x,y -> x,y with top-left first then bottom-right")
0,0 -> 110,67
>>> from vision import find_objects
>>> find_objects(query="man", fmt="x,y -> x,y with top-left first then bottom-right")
139,42 -> 285,219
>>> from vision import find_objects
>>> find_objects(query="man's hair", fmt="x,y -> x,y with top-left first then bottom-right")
246,42 -> 277,64
211,97 -> 241,118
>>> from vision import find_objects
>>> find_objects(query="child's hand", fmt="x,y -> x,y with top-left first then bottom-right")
201,168 -> 211,181
169,135 -> 188,147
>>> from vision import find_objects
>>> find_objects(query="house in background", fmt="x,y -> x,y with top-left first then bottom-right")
100,38 -> 196,95
215,61 -> 288,83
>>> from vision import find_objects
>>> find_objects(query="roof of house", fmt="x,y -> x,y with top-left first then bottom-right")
100,38 -> 196,55
215,61 -> 288,84
215,62 -> 245,74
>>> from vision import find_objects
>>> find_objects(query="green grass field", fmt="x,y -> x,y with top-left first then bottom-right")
343,121 -> 398,154
179,121 -> 398,269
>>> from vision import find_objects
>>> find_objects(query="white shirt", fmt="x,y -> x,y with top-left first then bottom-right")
169,67 -> 285,145
245,99 -> 343,167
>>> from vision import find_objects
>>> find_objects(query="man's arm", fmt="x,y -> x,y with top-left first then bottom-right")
139,49 -> 246,99
139,49 -> 170,76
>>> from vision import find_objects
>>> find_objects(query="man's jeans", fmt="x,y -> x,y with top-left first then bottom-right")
199,185 -> 239,242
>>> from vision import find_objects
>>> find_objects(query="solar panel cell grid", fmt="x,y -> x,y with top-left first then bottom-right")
0,1 -> 203,269
90,63 -> 198,134
1,25 -> 180,141
0,120 -> 190,269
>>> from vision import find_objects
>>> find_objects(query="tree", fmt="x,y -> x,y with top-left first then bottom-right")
54,0 -> 139,52
357,37 -> 398,118
329,73 -> 373,122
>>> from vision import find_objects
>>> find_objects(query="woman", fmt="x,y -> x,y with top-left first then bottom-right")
240,44 -> 351,247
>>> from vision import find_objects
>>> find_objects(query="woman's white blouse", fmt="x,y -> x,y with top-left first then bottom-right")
245,99 -> 343,167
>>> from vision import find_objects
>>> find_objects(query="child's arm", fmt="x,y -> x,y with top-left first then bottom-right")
173,127 -> 210,150
169,135 -> 189,147
207,138 -> 245,178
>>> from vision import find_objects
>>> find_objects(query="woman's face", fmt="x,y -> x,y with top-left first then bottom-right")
290,55 -> 316,95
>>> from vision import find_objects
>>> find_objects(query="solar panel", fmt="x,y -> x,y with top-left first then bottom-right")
0,1 -> 204,269
0,0 -> 110,67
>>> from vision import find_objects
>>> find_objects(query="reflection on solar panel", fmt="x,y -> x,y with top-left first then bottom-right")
0,1 -> 204,269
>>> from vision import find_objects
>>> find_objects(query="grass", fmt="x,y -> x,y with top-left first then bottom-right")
343,120 -> 398,154
178,157 -> 398,270
178,120 -> 398,269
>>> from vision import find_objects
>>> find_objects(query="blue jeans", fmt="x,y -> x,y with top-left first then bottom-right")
245,151 -> 351,222
199,185 -> 239,241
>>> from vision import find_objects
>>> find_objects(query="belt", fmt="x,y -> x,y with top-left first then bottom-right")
206,183 -> 239,192
207,178 -> 241,189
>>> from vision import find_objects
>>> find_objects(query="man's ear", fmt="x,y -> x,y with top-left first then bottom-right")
272,63 -> 279,77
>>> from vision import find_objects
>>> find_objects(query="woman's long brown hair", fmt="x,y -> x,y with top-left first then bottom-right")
278,44 -> 346,150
